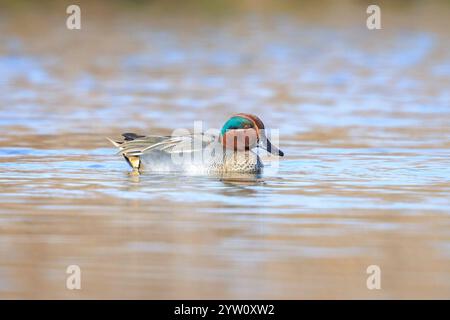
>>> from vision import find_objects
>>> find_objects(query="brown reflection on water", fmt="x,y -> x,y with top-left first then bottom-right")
1,1 -> 450,299
2,198 -> 449,299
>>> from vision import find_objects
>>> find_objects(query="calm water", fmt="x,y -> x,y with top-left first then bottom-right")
1,1 -> 450,298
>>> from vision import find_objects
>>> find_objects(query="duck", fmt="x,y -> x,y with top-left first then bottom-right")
107,113 -> 284,174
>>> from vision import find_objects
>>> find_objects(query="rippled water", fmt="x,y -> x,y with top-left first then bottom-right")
1,1 -> 450,298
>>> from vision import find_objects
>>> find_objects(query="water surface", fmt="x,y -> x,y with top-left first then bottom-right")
0,1 -> 450,298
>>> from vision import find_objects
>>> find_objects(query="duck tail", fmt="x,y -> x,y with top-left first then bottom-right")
106,137 -> 121,148
123,155 -> 141,170
106,137 -> 141,171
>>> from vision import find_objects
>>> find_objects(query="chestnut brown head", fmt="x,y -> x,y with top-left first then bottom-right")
220,113 -> 284,156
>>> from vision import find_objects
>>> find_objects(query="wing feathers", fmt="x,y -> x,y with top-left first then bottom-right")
107,133 -> 218,157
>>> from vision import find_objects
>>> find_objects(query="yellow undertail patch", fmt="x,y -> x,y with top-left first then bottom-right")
124,155 -> 141,170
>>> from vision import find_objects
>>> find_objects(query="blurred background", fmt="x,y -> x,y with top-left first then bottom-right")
0,0 -> 449,299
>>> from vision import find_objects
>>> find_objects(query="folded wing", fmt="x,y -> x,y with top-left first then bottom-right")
108,133 -> 218,157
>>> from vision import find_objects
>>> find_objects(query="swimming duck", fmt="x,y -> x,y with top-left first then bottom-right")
108,113 -> 284,174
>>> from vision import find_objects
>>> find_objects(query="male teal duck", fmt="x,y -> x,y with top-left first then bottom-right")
108,113 -> 284,174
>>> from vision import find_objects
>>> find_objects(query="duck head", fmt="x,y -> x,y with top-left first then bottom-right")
220,113 -> 284,156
